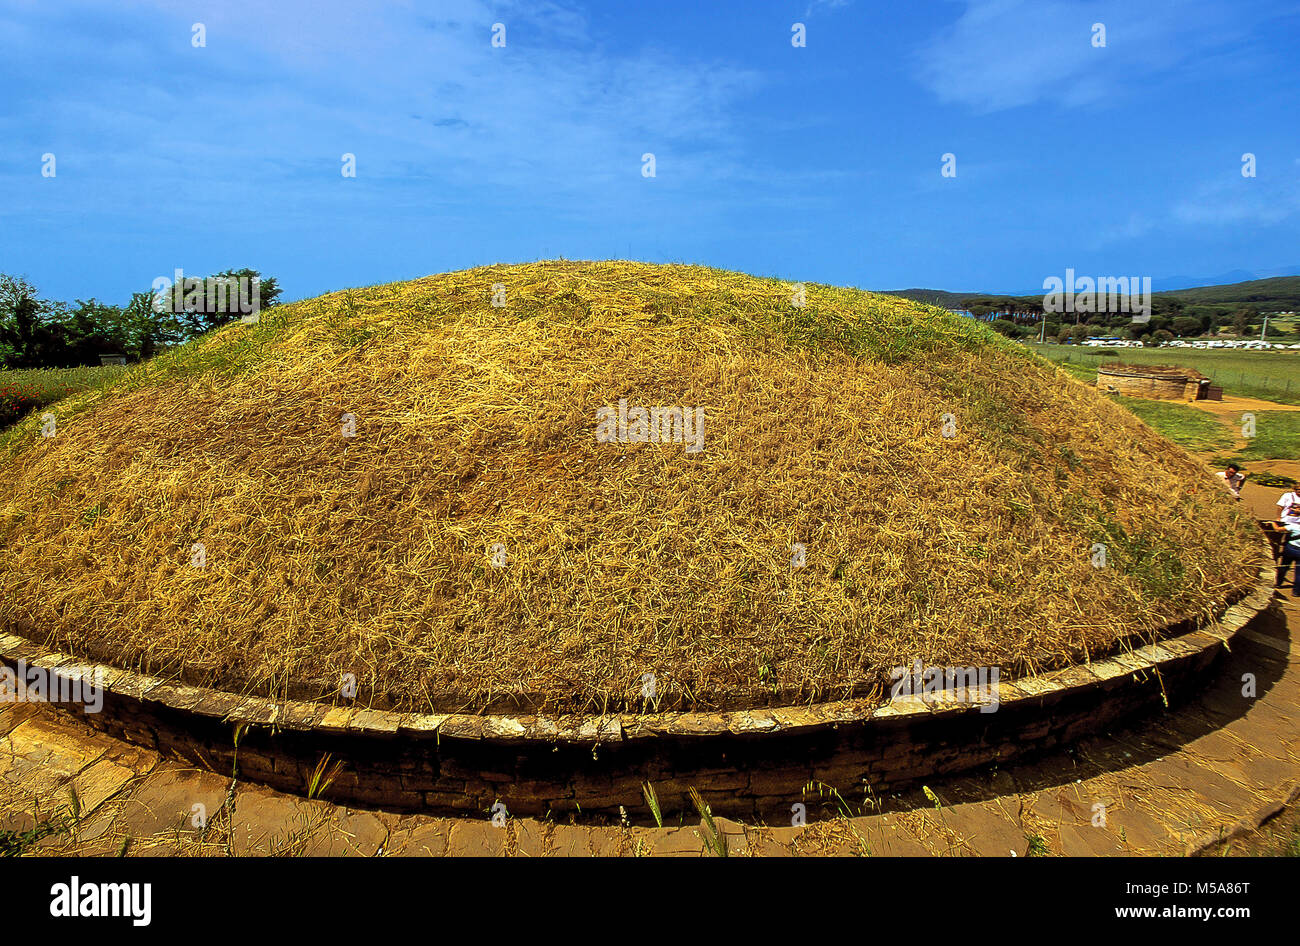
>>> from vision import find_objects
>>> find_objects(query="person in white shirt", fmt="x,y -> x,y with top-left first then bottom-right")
1215,464 -> 1245,498
1275,519 -> 1300,595
1278,491 -> 1300,525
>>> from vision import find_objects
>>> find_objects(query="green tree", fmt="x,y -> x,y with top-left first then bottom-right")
991,318 -> 1026,338
123,292 -> 186,359
0,275 -> 63,368
57,299 -> 125,366
156,268 -> 282,337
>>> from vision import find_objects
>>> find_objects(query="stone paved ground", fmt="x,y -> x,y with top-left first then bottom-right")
2,587 -> 1296,857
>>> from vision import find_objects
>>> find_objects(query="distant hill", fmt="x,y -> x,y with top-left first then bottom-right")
1155,265 -> 1300,289
884,275 -> 1300,312
878,288 -> 976,309
1161,275 -> 1300,309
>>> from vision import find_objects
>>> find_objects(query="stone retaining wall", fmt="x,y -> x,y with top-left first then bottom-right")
0,556 -> 1275,821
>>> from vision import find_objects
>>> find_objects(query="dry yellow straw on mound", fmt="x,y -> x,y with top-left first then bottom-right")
0,261 -> 1259,713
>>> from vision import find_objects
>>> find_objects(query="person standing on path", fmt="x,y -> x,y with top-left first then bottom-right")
1277,515 -> 1300,596
1279,489 -> 1300,525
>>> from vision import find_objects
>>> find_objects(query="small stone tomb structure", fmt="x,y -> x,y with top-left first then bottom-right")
1097,363 -> 1212,401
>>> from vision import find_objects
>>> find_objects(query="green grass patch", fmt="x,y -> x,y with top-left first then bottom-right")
1227,411 -> 1300,463
1109,396 -> 1236,453
1056,360 -> 1097,383
1091,512 -> 1188,599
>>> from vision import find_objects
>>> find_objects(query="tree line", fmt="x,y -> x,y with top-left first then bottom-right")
0,269 -> 281,369
959,294 -> 1283,344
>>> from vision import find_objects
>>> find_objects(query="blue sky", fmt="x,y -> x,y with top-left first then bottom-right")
3,0 -> 1299,303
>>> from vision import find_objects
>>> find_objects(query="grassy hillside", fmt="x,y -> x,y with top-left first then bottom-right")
0,261 -> 1259,713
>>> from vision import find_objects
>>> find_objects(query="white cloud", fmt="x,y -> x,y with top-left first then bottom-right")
0,0 -> 767,216
914,0 -> 1266,113
1172,177 -> 1300,227
804,0 -> 852,17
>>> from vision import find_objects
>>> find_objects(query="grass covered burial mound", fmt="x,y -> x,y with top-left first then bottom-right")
0,262 -> 1261,714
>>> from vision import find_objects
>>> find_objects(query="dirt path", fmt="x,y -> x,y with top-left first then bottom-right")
1179,392 -> 1300,485
1188,394 -> 1300,418
1241,479 -> 1299,520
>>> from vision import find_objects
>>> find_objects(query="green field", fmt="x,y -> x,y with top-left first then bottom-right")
1094,395 -> 1298,477
1230,411 -> 1300,464
1026,343 -> 1300,405
1110,396 -> 1238,453
0,366 -> 128,428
